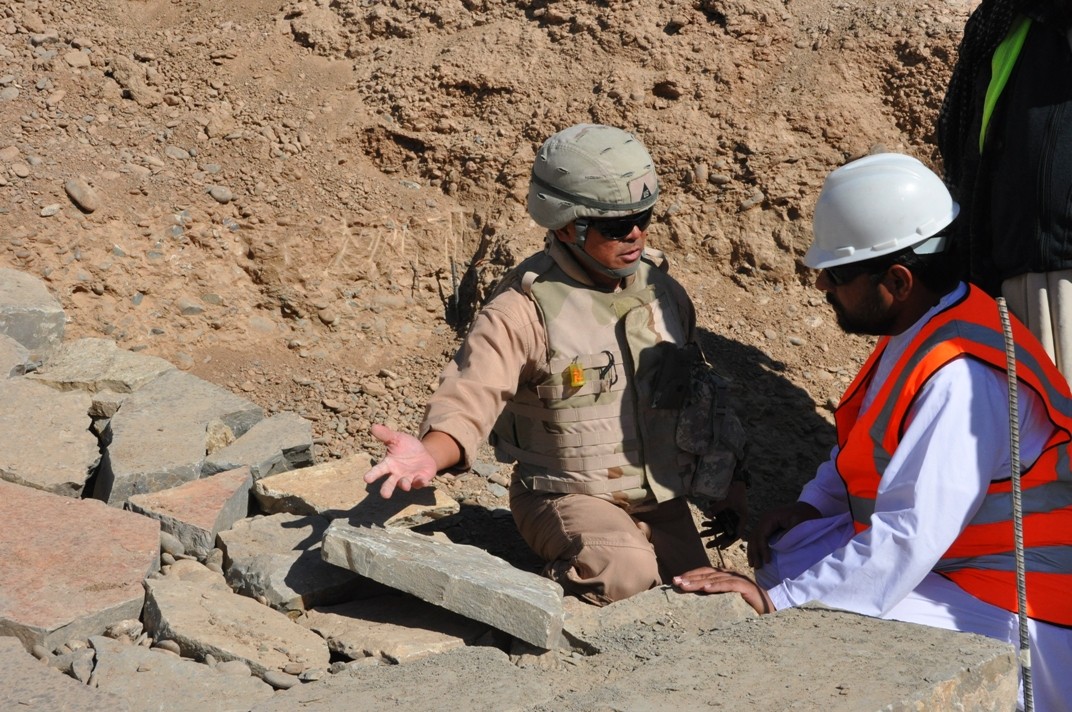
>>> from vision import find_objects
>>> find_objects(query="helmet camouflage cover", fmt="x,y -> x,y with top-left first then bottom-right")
527,124 -> 659,230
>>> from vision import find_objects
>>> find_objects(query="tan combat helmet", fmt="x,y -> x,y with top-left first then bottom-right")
527,124 -> 659,278
528,125 -> 658,228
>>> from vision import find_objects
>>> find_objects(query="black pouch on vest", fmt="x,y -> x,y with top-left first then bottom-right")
676,350 -> 748,501
649,342 -> 698,409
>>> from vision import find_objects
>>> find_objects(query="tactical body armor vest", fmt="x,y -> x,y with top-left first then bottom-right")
490,248 -> 695,505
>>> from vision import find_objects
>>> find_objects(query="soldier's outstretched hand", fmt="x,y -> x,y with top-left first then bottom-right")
363,424 -> 438,499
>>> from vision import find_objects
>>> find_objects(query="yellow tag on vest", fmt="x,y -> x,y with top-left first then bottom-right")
567,361 -> 586,388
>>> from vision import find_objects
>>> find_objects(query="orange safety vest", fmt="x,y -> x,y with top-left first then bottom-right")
834,285 -> 1072,626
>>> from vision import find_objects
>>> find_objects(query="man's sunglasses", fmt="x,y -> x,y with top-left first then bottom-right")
823,259 -> 894,286
585,207 -> 654,240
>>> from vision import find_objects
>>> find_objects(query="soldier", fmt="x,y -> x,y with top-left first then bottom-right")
364,124 -> 748,605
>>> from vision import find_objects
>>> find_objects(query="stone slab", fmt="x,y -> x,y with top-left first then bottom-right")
253,451 -> 459,525
321,522 -> 564,649
126,467 -> 253,558
143,568 -> 330,679
89,635 -> 276,711
202,412 -> 313,479
217,512 -> 368,612
0,332 -> 30,376
0,268 -> 65,360
0,636 -> 131,712
250,646 -> 556,712
561,585 -> 756,652
542,606 -> 1019,711
0,378 -> 100,496
255,606 -> 1016,712
300,594 -> 489,663
95,369 -> 263,505
27,337 -> 175,393
0,481 -> 160,652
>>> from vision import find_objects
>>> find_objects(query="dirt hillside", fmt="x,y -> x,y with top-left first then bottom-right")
0,0 -> 973,563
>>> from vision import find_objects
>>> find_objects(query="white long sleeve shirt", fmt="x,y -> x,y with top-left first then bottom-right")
767,283 -> 1055,615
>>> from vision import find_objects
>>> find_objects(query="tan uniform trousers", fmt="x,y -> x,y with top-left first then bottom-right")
510,482 -> 710,606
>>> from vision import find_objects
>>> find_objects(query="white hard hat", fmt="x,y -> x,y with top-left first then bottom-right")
804,153 -> 959,269
527,124 -> 659,230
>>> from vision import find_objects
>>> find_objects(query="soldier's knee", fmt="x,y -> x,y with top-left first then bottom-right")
599,549 -> 661,603
553,539 -> 660,605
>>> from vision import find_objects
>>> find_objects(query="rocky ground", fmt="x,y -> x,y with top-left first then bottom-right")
0,0 -> 978,694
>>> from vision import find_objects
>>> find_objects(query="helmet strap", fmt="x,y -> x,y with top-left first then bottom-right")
574,220 -> 589,249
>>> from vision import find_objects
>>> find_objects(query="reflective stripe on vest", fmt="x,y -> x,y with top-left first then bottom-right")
834,285 -> 1072,626
490,249 -> 693,503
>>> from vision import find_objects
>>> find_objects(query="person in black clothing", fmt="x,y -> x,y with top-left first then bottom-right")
938,0 -> 1072,380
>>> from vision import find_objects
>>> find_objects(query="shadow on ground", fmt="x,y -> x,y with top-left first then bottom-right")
696,328 -> 837,532
413,503 -> 545,574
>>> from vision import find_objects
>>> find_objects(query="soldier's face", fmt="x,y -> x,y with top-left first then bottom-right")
558,220 -> 648,282
583,222 -> 647,271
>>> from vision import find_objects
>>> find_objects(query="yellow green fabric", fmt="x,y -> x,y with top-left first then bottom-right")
980,14 -> 1033,153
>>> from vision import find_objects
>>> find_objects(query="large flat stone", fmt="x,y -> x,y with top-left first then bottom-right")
253,451 -> 459,525
0,481 -> 160,652
300,594 -> 489,663
542,606 -> 1019,711
27,337 -> 175,393
143,567 -> 330,679
0,378 -> 100,497
251,606 -> 1017,712
126,467 -> 253,558
251,646 -> 557,712
561,585 -> 756,652
217,512 -> 369,612
321,522 -> 564,649
0,636 -> 131,711
0,268 -> 65,361
202,412 -> 313,479
94,370 -> 263,505
89,635 -> 276,711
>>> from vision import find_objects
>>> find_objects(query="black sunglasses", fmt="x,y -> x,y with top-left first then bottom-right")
585,207 -> 654,240
823,259 -> 895,286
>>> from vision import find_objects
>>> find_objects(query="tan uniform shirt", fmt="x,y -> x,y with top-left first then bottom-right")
420,237 -> 696,471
